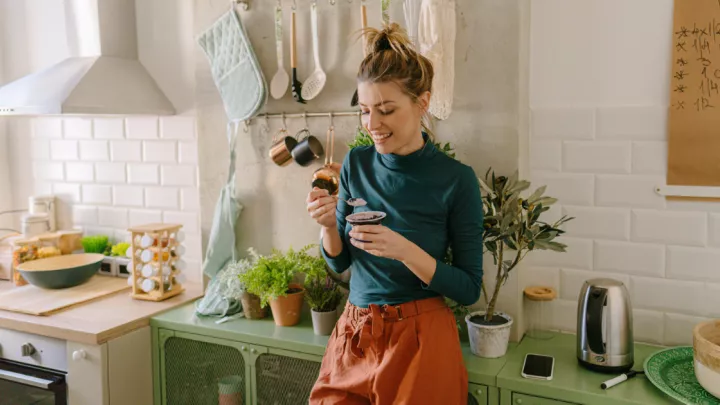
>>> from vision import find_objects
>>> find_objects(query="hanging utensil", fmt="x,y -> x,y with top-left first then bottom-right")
301,1 -> 328,100
270,2 -> 290,99
311,115 -> 340,195
291,9 -> 306,103
350,1 -> 369,107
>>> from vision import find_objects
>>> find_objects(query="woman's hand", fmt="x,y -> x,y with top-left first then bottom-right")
306,188 -> 337,228
348,225 -> 414,261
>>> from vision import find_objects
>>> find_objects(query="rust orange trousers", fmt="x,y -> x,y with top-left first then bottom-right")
309,296 -> 468,405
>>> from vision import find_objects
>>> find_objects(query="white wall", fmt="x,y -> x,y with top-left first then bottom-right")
526,0 -> 719,346
0,0 -> 202,282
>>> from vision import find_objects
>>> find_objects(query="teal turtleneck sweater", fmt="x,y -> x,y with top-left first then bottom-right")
321,135 -> 484,308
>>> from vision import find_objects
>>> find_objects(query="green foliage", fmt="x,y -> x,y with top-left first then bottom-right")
304,258 -> 344,312
82,235 -> 110,254
347,127 -> 457,160
346,127 -> 374,149
238,244 -> 319,308
110,242 -> 130,257
221,257 -> 255,297
479,169 -> 574,322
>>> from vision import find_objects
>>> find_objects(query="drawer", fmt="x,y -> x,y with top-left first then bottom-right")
468,383 -> 488,405
0,328 -> 67,371
512,392 -> 579,405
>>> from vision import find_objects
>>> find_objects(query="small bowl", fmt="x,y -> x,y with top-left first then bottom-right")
693,319 -> 720,399
17,253 -> 105,289
346,211 -> 387,226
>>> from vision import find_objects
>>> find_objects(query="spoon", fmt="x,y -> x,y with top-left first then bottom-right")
301,2 -> 327,100
270,3 -> 289,99
336,196 -> 367,207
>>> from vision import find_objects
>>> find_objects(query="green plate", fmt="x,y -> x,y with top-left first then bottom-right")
644,346 -> 720,405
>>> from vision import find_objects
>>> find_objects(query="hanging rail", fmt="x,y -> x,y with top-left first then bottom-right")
256,111 -> 361,119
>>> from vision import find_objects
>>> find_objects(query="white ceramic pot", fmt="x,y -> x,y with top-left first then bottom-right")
311,308 -> 338,336
693,320 -> 720,399
466,311 -> 514,359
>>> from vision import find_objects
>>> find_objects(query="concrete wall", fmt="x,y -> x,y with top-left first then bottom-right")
195,0 -> 523,329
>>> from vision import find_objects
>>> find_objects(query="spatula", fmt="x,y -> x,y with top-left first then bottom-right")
291,10 -> 305,104
301,2 -> 327,101
270,3 -> 289,99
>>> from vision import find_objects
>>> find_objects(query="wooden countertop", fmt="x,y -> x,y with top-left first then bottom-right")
0,280 -> 204,345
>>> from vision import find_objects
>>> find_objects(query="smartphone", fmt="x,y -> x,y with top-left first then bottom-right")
521,353 -> 554,380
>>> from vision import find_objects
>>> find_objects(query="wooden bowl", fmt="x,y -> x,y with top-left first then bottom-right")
693,319 -> 720,399
16,253 -> 105,289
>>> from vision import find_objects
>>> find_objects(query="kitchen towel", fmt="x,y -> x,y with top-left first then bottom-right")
202,122 -> 243,280
197,6 -> 267,121
418,0 -> 456,120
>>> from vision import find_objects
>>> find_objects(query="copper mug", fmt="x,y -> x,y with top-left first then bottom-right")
268,129 -> 298,166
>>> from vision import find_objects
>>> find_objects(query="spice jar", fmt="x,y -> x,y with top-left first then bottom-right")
523,286 -> 557,340
11,238 -> 40,286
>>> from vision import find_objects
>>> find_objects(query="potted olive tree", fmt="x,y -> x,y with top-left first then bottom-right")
303,251 -> 344,335
466,169 -> 573,358
238,246 -> 310,326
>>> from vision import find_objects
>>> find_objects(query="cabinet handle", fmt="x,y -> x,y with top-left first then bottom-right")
72,350 -> 86,361
516,399 -> 523,404
241,346 -> 247,351
476,389 -> 482,395
250,348 -> 257,354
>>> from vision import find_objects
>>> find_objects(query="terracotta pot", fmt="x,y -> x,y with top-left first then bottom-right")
269,283 -> 305,326
240,292 -> 268,320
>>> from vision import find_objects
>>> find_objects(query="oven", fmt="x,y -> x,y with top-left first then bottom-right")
0,359 -> 67,405
0,328 -> 68,405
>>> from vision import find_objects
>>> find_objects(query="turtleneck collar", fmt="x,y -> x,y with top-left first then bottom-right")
377,132 -> 438,170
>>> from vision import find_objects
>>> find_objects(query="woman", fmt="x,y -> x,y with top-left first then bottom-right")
306,23 -> 484,405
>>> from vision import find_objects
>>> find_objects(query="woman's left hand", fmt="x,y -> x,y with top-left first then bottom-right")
349,225 -> 414,261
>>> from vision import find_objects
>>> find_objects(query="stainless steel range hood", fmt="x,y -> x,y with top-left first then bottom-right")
0,0 -> 175,116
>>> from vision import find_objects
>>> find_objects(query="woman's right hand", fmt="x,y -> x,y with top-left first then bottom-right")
306,187 -> 337,228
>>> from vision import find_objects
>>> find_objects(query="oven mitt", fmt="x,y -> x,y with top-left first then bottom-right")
197,7 -> 267,121
202,122 -> 243,279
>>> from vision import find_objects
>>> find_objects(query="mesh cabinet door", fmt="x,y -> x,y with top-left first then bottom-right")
255,352 -> 322,405
162,333 -> 247,405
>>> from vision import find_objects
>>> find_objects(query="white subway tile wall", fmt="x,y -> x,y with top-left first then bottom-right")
30,117 -> 202,282
528,106 -> 720,346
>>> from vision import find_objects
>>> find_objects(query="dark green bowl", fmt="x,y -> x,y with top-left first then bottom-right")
17,253 -> 105,289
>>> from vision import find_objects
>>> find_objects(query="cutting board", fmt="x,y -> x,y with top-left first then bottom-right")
0,275 -> 130,316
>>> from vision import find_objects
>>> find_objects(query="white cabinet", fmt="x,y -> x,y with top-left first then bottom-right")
65,327 -> 152,405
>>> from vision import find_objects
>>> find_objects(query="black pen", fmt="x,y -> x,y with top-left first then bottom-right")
601,370 -> 644,389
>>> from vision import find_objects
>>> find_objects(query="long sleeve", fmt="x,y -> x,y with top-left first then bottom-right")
424,166 -> 484,306
320,151 -> 354,273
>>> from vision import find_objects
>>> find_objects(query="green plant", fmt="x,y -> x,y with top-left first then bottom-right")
238,245 -> 314,307
81,235 -> 110,254
110,242 -> 130,257
304,250 -> 344,312
479,169 -> 574,323
347,127 -> 457,159
220,257 -> 255,298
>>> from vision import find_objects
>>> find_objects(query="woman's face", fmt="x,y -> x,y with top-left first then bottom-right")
357,81 -> 430,155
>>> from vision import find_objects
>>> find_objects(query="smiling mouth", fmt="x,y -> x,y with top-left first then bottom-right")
372,133 -> 392,143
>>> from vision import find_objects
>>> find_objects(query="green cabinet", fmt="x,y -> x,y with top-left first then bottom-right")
509,393 -> 578,405
468,383 -> 489,405
151,302 -> 679,405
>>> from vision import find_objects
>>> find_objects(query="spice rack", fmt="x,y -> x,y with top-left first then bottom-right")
127,223 -> 187,302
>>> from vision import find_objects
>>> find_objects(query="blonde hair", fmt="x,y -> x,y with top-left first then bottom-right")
355,23 -> 436,141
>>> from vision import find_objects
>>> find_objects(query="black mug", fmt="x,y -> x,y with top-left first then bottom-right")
291,129 -> 324,166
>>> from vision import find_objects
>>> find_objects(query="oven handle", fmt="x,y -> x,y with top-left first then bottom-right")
0,368 -> 54,389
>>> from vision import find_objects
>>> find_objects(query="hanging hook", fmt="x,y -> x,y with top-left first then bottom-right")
264,114 -> 271,133
243,120 -> 250,133
303,112 -> 309,129
281,112 -> 287,130
292,0 -> 297,10
330,0 -> 336,5
328,112 -> 334,129
231,0 -> 250,11
357,111 -> 362,127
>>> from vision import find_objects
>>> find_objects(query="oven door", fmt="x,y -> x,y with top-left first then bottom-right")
0,359 -> 67,405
